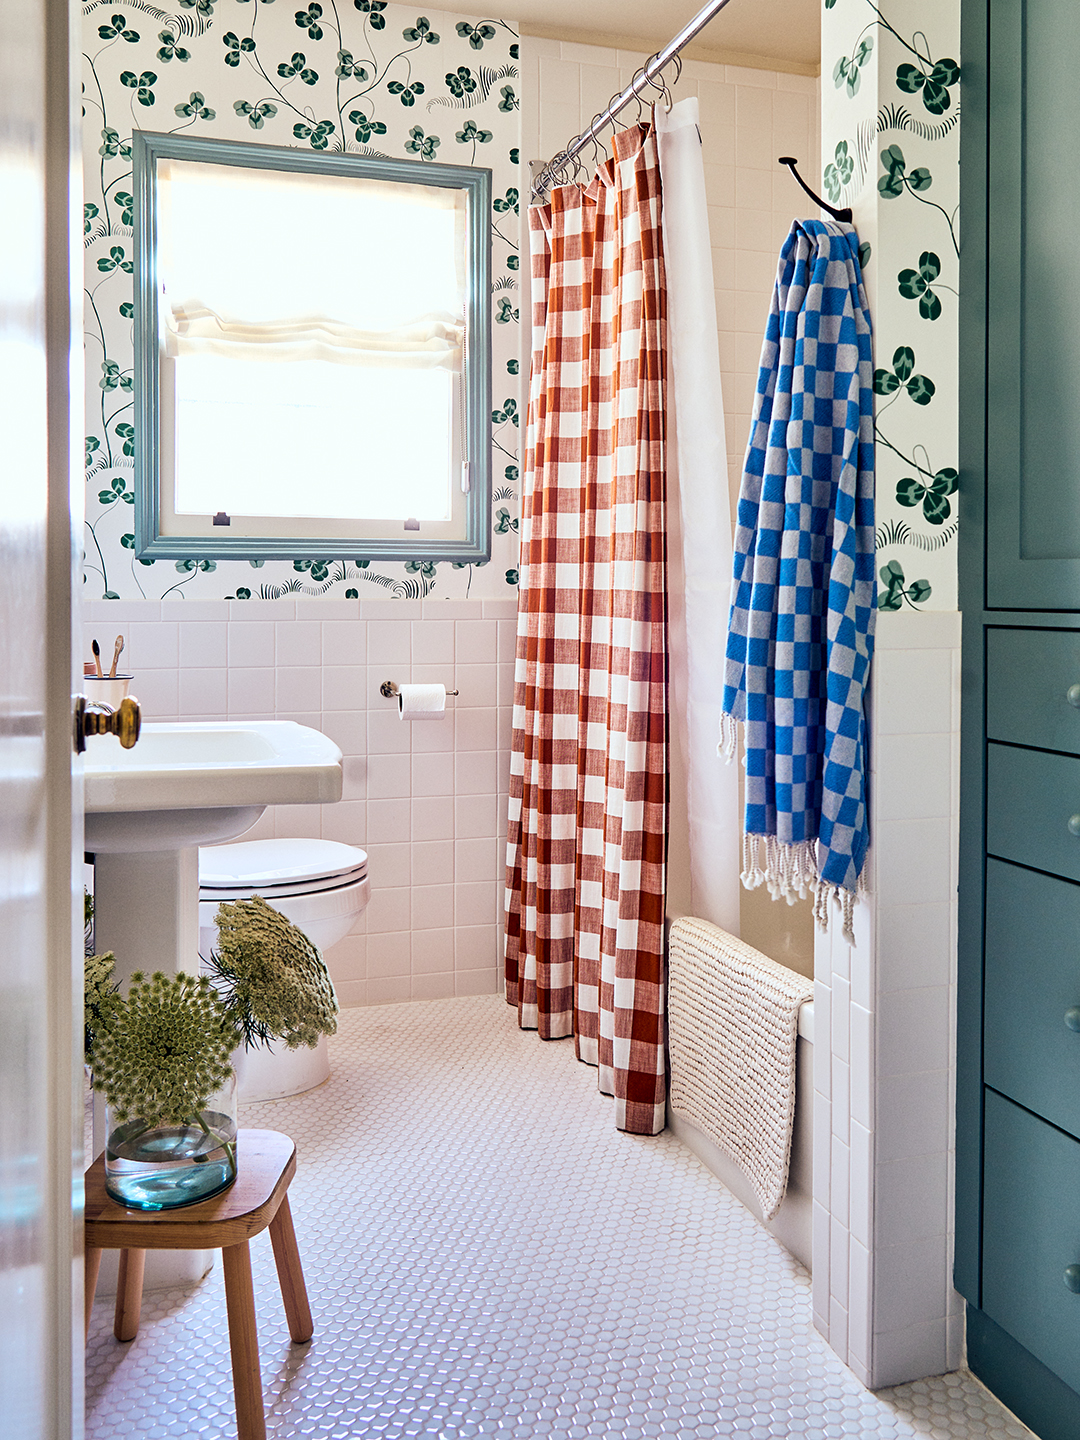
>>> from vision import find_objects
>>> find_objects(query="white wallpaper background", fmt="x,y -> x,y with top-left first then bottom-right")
82,0 -> 522,602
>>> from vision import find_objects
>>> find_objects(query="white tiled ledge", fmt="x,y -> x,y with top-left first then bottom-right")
84,596 -> 520,623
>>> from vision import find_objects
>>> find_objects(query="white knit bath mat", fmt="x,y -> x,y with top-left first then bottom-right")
667,917 -> 812,1221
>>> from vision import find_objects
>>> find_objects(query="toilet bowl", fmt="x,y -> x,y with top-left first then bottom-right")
198,837 -> 370,1101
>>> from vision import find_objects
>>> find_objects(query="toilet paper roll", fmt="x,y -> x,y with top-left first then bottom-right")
397,683 -> 446,720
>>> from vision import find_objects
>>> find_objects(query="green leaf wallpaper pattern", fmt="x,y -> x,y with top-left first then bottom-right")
823,0 -> 960,608
82,0 -> 521,601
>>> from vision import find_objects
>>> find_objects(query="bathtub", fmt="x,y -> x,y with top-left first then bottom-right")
667,999 -> 814,1272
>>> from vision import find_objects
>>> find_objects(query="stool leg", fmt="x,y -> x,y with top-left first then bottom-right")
268,1196 -> 313,1344
222,1242 -> 266,1440
114,1248 -> 145,1342
84,1247 -> 102,1339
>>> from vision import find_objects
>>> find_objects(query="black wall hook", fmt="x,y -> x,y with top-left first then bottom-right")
778,156 -> 853,224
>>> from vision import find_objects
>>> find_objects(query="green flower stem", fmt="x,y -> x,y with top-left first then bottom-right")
193,1110 -> 237,1177
102,171 -> 133,206
84,54 -> 114,234
901,183 -> 959,257
875,428 -> 939,484
863,5 -> 934,68
85,520 -> 113,600
158,571 -> 199,599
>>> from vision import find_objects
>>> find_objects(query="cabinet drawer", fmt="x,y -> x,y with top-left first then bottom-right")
987,628 -> 1080,755
985,860 -> 1080,1138
987,743 -> 1080,881
983,1091 -> 1080,1395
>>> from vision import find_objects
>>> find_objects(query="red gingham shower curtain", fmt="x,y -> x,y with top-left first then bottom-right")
504,124 -> 668,1137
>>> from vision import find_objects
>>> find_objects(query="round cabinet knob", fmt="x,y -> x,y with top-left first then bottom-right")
1065,1265 -> 1080,1294
1066,1009 -> 1080,1033
1069,815 -> 1080,837
1068,685 -> 1080,709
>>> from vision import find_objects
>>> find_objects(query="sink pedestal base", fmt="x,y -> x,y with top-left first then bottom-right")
93,846 -> 202,988
90,846 -> 211,1288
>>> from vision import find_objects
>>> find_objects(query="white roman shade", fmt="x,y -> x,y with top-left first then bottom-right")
156,157 -> 467,370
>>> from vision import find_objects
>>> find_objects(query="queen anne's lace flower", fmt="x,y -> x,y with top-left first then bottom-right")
84,950 -> 119,1065
91,971 -> 234,1126
208,894 -> 338,1051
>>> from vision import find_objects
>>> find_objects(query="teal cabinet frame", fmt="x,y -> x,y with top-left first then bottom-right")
958,4 -> 1080,1434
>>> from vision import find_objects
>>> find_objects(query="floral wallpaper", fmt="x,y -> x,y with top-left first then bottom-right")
82,0 -> 522,601
822,0 -> 960,611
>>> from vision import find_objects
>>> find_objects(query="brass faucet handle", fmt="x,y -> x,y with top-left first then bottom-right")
76,694 -> 142,752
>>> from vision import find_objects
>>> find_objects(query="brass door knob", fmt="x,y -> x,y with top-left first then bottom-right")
74,694 -> 142,753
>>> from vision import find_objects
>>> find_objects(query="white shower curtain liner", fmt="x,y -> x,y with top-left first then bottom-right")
657,99 -> 741,934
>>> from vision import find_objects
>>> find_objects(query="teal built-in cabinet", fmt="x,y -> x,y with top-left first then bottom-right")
959,4 -> 1080,1435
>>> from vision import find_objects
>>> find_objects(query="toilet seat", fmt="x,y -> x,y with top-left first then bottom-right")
199,837 -> 367,894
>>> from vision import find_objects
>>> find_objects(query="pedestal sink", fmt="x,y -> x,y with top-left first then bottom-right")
86,720 -> 342,987
84,720 -> 342,1290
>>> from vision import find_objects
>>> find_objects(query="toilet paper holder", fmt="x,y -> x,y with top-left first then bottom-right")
380,680 -> 459,698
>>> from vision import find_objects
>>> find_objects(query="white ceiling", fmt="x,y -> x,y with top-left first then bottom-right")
513,0 -> 820,75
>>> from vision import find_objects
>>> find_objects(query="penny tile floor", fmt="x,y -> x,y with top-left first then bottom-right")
85,995 -> 1035,1438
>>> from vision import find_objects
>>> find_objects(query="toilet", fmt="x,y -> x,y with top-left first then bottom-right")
198,837 -> 370,1101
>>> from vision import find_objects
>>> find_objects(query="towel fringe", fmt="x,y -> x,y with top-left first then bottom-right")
741,830 -> 866,946
718,711 -> 739,763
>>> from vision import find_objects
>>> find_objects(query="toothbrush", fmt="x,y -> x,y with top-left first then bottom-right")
91,639 -> 103,677
108,635 -> 124,678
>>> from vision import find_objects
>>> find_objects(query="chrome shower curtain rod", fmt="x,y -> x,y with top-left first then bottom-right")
530,0 -> 738,201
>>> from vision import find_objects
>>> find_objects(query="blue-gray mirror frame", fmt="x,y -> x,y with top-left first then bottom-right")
131,128 -> 492,564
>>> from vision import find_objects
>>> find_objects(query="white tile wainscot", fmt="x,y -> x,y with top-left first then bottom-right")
813,609 -> 962,1388
83,596 -> 517,1007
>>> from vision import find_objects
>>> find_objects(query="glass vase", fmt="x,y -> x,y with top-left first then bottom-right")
104,1071 -> 238,1211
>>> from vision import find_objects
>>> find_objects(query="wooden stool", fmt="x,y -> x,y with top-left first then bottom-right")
85,1129 -> 312,1440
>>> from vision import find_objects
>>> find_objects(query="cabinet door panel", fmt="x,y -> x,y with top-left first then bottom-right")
986,0 -> 1080,608
986,743 -> 1080,880
985,860 -> 1080,1137
987,628 -> 1080,754
983,1092 -> 1080,1393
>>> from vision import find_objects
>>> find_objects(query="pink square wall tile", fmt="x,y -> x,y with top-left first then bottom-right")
227,621 -> 274,668
412,795 -> 455,841
411,972 -> 456,1001
456,967 -> 501,997
411,884 -> 454,931
411,929 -> 455,973
332,979 -> 367,1008
367,753 -> 410,801
367,931 -> 411,978
276,620 -> 321,667
366,976 -> 411,1005
366,889 -> 410,935
364,842 -> 410,889
179,667 -> 226,717
412,839 -> 454,885
413,752 -> 455,797
455,620 -> 498,664
455,923 -> 500,968
321,800 -> 366,846
321,619 -> 365,666
366,798 -> 410,845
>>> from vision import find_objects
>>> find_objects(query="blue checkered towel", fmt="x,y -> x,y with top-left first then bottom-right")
721,220 -> 875,942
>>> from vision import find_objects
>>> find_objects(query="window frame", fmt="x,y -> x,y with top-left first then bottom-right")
132,128 -> 492,564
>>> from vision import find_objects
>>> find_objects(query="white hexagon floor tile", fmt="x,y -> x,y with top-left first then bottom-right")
86,995 -> 1034,1439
